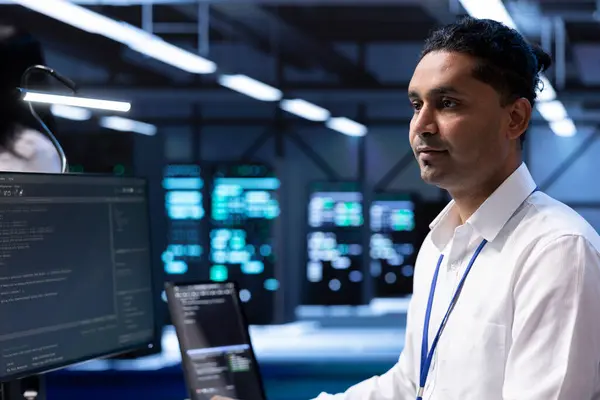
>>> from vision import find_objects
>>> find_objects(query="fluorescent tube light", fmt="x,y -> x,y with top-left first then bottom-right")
51,104 -> 92,121
218,74 -> 282,102
549,118 -> 576,137
11,0 -> 216,74
23,90 -> 131,112
458,0 -> 517,29
536,100 -> 567,122
326,117 -> 367,137
280,99 -> 330,122
128,35 -> 216,74
100,116 -> 156,136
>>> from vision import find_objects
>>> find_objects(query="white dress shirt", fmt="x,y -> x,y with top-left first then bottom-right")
314,163 -> 600,400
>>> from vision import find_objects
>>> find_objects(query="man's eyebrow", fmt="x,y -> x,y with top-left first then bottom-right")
429,86 -> 461,96
408,86 -> 462,100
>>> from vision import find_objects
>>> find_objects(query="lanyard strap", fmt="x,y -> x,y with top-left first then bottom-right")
416,187 -> 539,400
417,239 -> 487,400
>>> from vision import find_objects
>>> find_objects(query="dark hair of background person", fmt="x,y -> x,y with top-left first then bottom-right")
420,16 -> 553,145
0,25 -> 56,153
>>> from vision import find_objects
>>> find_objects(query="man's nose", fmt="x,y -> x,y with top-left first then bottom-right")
411,105 -> 438,136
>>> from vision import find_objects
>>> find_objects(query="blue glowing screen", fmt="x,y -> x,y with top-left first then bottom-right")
370,193 -> 418,298
209,164 -> 280,325
304,182 -> 364,306
162,165 -> 204,277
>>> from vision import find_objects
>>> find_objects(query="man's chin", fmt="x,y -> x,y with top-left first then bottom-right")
420,168 -> 448,187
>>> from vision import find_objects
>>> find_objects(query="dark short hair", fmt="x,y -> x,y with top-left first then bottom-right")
420,16 -> 552,145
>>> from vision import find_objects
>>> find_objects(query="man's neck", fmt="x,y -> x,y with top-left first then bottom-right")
450,162 -> 521,224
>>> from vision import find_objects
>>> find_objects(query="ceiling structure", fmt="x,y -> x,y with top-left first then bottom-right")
2,0 -> 600,134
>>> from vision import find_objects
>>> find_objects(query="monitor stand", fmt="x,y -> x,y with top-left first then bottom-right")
0,375 -> 46,400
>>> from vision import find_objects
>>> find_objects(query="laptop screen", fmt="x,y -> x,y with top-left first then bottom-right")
165,282 -> 266,400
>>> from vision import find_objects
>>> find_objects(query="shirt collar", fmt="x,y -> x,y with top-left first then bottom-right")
429,163 -> 537,251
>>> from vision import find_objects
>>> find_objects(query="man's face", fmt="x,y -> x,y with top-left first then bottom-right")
408,51 -> 514,192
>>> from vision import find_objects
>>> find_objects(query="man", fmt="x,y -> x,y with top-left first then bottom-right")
214,16 -> 600,400
312,16 -> 600,400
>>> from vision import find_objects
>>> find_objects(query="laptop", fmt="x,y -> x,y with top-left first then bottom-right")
165,281 -> 268,400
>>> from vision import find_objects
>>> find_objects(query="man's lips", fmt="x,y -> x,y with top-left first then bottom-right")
416,146 -> 447,153
416,147 -> 448,161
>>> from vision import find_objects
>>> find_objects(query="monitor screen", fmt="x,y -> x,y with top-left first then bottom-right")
0,173 -> 155,382
162,164 -> 205,277
370,193 -> 418,298
165,281 -> 265,400
304,182 -> 364,305
209,163 -> 280,325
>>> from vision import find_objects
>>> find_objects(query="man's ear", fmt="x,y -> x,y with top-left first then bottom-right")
507,98 -> 532,141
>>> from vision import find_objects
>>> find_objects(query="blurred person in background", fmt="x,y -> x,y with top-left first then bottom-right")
0,24 -> 61,173
214,16 -> 600,400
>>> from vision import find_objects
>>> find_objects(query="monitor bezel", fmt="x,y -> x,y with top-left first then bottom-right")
0,171 -> 158,383
164,279 -> 268,400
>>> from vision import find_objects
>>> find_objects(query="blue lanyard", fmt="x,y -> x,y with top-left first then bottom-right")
416,239 -> 487,399
416,187 -> 538,399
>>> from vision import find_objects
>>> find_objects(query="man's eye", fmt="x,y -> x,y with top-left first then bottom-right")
412,102 -> 422,111
442,99 -> 457,108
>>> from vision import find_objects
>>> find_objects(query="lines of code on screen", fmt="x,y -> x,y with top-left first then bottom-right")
168,283 -> 264,400
0,174 -> 154,380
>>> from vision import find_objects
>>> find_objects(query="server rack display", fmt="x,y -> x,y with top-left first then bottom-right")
208,163 -> 280,324
304,181 -> 365,305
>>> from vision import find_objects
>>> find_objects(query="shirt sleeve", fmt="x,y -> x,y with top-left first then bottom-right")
503,234 -> 600,400
311,298 -> 419,400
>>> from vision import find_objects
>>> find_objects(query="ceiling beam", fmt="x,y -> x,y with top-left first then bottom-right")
202,3 -> 380,85
58,117 -> 571,130
67,87 -> 600,126
77,83 -> 600,103
78,84 -> 409,103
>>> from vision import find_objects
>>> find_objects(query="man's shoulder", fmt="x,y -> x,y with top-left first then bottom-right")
508,195 -> 600,294
517,193 -> 600,251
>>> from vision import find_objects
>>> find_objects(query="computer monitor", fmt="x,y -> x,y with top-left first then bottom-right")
0,172 -> 156,382
165,281 -> 266,400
